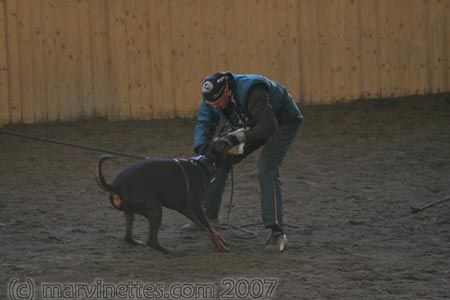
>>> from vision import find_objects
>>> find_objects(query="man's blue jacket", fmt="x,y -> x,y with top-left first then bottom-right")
193,74 -> 302,150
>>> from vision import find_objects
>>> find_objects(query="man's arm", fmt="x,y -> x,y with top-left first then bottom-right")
193,100 -> 220,153
211,85 -> 278,159
244,84 -> 278,142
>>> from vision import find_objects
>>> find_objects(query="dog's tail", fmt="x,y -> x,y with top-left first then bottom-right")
96,155 -> 114,193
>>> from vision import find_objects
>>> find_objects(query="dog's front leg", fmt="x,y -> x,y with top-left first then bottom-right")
181,209 -> 229,252
124,211 -> 143,246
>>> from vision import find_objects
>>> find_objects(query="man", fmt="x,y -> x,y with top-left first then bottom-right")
193,71 -> 302,252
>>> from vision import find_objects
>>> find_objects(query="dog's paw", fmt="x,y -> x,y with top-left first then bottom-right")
212,235 -> 229,252
145,244 -> 174,256
215,241 -> 229,252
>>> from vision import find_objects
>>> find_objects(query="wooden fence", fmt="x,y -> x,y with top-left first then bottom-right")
0,0 -> 449,125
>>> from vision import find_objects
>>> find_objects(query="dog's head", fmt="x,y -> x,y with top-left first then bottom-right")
194,140 -> 237,173
189,155 -> 217,180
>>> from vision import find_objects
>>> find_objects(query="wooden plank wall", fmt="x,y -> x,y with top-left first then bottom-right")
0,0 -> 449,125
0,0 -> 9,125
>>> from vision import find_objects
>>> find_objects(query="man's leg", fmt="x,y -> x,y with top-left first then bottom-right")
258,120 -> 300,248
181,161 -> 231,230
203,159 -> 232,220
182,140 -> 264,230
204,140 -> 265,220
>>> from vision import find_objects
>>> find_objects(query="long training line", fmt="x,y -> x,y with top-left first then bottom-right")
0,129 -> 147,160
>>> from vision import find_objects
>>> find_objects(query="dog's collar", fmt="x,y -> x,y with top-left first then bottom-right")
173,159 -> 192,206
187,156 -> 215,187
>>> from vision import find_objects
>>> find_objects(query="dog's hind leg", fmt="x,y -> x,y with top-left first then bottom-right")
124,211 -> 143,246
146,212 -> 173,255
144,195 -> 173,255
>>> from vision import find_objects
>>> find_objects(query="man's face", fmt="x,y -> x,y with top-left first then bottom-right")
208,83 -> 231,109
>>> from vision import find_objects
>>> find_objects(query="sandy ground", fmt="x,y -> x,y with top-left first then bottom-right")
1,94 -> 450,299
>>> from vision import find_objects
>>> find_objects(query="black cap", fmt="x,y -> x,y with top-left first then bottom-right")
201,72 -> 232,102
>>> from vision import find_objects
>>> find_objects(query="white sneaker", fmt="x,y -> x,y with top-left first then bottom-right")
264,232 -> 288,252
180,221 -> 198,231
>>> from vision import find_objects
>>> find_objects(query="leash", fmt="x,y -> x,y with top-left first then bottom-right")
410,197 -> 450,214
222,164 -> 259,239
0,129 -> 147,160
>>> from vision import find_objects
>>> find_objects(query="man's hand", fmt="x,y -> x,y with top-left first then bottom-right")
213,134 -> 241,157
213,129 -> 246,157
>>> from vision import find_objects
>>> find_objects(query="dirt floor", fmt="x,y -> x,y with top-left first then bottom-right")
1,94 -> 450,299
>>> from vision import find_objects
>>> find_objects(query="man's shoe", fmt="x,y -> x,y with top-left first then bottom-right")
264,231 -> 288,252
180,221 -> 198,231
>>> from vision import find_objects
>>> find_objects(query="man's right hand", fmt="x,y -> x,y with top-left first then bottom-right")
213,134 -> 240,157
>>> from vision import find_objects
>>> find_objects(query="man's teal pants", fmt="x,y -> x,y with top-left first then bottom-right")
204,119 -> 301,231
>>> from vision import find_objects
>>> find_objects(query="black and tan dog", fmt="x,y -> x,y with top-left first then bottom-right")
96,155 -> 228,254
